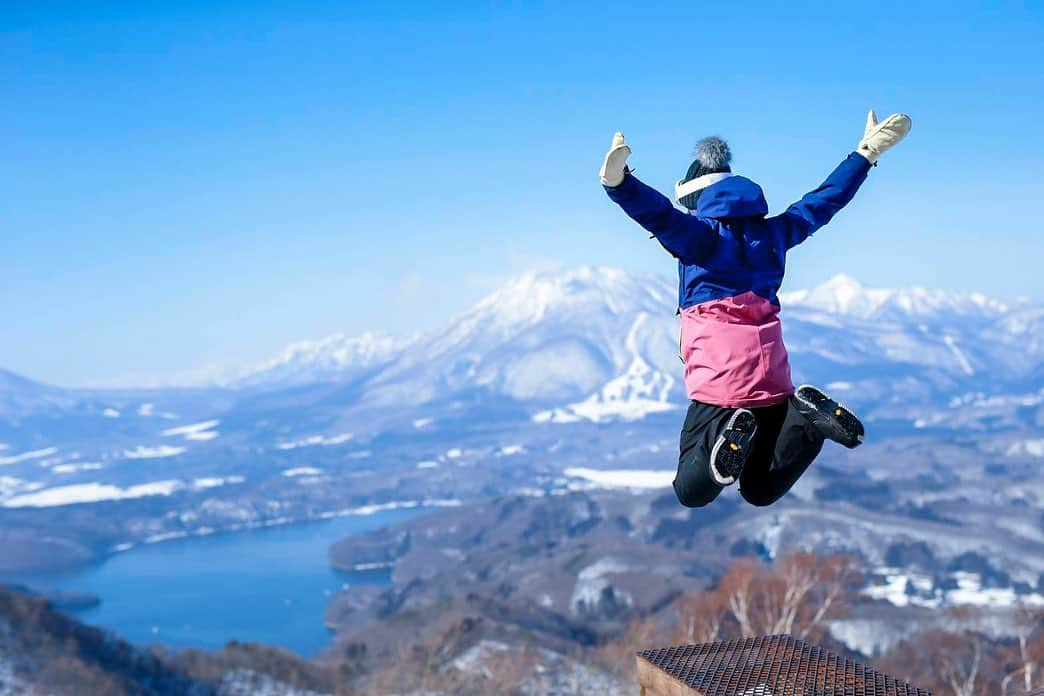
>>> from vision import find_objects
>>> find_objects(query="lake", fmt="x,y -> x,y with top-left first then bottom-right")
3,508 -> 423,656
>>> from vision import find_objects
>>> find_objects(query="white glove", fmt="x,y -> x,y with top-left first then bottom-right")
857,109 -> 912,164
599,132 -> 632,187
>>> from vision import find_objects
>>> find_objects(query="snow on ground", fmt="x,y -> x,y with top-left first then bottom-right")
1006,438 -> 1044,457
52,462 -> 104,474
0,447 -> 59,466
2,475 -> 245,507
275,432 -> 353,450
535,390 -> 677,424
864,567 -> 1044,609
0,476 -> 43,499
3,480 -> 183,508
942,335 -> 975,376
319,498 -> 462,518
282,467 -> 323,477
103,408 -> 120,418
123,444 -> 186,459
162,419 -> 220,441
564,467 -> 673,490
571,556 -> 634,616
534,314 -> 679,424
194,476 -> 244,489
219,668 -> 330,696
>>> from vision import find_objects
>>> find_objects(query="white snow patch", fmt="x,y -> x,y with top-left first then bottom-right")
282,467 -> 323,477
571,557 -> 634,616
0,447 -> 59,466
1006,438 -> 1044,457
123,445 -> 186,459
193,476 -> 244,489
863,567 -> 1044,610
943,335 -> 975,376
452,640 -> 512,677
0,476 -> 40,499
534,313 -> 679,424
52,462 -> 104,474
162,419 -> 220,441
275,432 -> 353,450
319,498 -> 463,518
3,480 -> 183,508
564,467 -> 672,490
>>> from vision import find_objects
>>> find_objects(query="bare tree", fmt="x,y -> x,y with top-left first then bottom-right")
671,590 -> 729,645
698,552 -> 856,641
933,630 -> 983,696
1001,606 -> 1044,695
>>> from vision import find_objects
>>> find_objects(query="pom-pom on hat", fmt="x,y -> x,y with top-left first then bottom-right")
676,136 -> 733,210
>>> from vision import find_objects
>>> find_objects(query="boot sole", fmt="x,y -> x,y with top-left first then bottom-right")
795,385 -> 864,449
710,409 -> 757,486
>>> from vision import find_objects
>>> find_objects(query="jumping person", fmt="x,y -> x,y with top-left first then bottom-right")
600,110 -> 911,508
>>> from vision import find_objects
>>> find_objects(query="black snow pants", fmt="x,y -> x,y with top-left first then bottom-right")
673,398 -> 825,508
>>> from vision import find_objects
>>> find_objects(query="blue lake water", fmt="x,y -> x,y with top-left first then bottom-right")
3,508 -> 422,657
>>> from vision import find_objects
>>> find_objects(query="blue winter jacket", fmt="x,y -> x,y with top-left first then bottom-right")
604,152 -> 872,407
605,152 -> 872,309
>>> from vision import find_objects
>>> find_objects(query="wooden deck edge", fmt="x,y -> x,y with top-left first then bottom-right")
635,655 -> 706,696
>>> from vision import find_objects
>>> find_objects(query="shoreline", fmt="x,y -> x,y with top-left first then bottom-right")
5,498 -> 463,581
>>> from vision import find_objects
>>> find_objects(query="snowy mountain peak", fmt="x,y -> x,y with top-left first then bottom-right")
234,331 -> 404,388
781,274 -> 1009,320
471,266 -> 674,325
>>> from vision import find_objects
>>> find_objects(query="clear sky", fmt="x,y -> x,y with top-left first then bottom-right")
3,1 -> 1043,386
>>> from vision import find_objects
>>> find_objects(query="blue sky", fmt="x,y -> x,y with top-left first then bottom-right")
3,1 -> 1043,386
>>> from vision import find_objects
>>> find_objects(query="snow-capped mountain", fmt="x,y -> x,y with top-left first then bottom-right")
360,267 -> 680,406
226,268 -> 1040,427
779,273 -> 1012,321
2,268 -> 1040,437
1,267 -> 1041,585
233,331 -> 405,388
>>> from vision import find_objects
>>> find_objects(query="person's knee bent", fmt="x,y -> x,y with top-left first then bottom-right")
740,486 -> 783,507
673,479 -> 718,508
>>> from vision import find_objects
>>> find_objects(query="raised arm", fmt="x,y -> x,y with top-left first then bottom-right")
773,152 -> 872,249
600,133 -> 715,264
773,110 -> 911,249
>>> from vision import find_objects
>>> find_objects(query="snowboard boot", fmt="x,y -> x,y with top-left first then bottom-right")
710,409 -> 758,486
793,384 -> 864,449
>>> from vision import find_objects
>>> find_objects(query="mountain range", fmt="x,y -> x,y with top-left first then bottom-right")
4,267 -> 1040,441
0,268 -> 1040,577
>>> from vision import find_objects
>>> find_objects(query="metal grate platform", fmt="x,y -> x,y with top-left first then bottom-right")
636,635 -> 930,696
